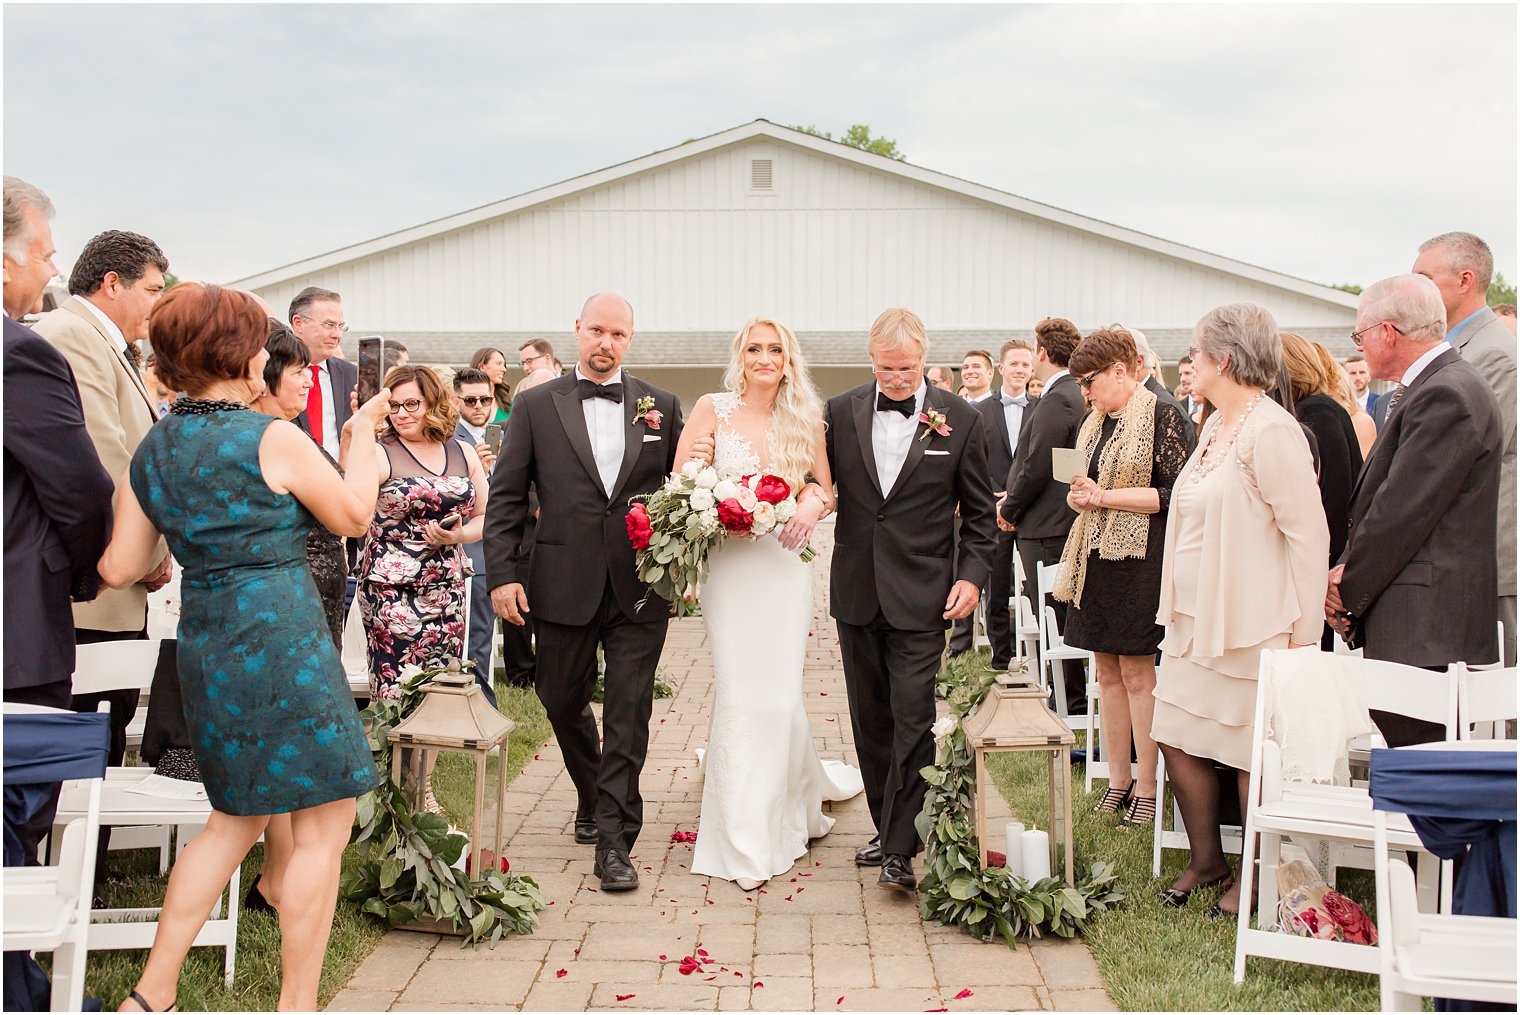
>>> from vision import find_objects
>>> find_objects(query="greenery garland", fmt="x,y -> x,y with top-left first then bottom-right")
916,662 -> 1124,947
338,665 -> 548,945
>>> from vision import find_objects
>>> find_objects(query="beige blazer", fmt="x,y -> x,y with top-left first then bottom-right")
31,296 -> 166,632
1156,399 -> 1329,655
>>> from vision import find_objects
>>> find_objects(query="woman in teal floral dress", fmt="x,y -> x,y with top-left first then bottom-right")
355,365 -> 488,701
99,284 -> 392,1014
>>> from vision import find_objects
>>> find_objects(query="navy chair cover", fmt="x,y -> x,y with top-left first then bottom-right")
1369,746 -> 1517,1013
3,711 -> 111,1013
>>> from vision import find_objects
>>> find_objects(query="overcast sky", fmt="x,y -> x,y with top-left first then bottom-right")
5,3 -> 1515,294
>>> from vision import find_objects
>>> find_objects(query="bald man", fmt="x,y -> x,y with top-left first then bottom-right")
483,293 -> 687,892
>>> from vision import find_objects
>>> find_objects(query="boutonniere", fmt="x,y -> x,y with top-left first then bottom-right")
917,408 -> 952,441
632,395 -> 661,430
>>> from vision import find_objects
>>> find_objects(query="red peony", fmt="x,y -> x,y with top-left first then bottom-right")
625,502 -> 653,549
717,498 -> 754,532
753,474 -> 791,505
1322,890 -> 1377,945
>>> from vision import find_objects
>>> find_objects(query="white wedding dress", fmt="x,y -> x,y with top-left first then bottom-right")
691,392 -> 864,888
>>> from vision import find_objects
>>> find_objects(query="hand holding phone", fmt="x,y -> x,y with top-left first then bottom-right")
356,336 -> 388,405
440,512 -> 462,531
483,424 -> 503,457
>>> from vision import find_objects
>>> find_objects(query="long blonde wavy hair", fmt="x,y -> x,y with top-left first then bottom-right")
721,317 -> 822,488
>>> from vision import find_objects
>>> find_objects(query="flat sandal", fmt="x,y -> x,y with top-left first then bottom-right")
1092,784 -> 1134,815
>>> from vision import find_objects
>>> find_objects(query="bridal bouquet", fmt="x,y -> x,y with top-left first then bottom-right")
627,462 -> 816,611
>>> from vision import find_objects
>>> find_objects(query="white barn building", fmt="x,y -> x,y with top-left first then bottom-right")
233,120 -> 1358,404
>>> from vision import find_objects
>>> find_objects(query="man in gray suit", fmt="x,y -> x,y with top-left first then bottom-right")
1328,275 -> 1503,746
451,367 -> 501,703
1413,232 -> 1517,665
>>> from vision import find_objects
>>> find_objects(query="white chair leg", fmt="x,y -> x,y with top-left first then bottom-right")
50,939 -> 86,1013
1233,813 -> 1261,983
1414,852 -> 1438,912
1258,830 -> 1282,931
1152,753 -> 1167,878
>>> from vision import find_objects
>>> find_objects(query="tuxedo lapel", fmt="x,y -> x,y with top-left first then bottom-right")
991,397 -> 1013,458
552,379 -> 605,496
851,386 -> 884,497
609,374 -> 646,502
887,386 -> 938,500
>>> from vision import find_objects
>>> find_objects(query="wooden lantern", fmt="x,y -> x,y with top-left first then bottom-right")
961,670 -> 1077,884
387,663 -> 514,887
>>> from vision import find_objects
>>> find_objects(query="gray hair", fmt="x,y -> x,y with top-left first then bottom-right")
867,307 -> 929,360
1419,231 -> 1494,292
1129,327 -> 1159,371
1193,302 -> 1282,389
3,177 -> 54,262
1360,274 -> 1447,344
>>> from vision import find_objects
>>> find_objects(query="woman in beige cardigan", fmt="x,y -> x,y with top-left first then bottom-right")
1152,303 -> 1329,919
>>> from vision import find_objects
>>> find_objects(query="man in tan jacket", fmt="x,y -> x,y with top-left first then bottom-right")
32,229 -> 171,764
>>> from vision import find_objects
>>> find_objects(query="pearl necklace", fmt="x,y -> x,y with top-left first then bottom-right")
1190,391 -> 1264,484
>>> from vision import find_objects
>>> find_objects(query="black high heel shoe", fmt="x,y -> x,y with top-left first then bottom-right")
1158,871 -> 1233,908
244,877 -> 276,914
1092,783 -> 1134,815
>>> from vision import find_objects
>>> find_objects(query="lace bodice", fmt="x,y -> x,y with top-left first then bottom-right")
710,391 -> 774,477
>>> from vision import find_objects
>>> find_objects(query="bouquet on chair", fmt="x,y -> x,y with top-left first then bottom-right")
1275,858 -> 1378,945
626,462 -> 815,614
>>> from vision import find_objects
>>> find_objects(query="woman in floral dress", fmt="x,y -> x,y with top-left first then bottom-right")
353,365 -> 489,704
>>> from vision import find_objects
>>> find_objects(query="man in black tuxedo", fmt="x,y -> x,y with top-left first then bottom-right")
958,339 -> 1035,669
485,293 -> 685,891
825,308 -> 996,893
998,317 -> 1089,712
2,177 -> 114,861
1328,274 -> 1503,746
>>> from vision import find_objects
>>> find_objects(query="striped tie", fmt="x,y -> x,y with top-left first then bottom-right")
1382,384 -> 1407,418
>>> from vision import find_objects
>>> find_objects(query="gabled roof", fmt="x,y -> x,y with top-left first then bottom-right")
231,120 -> 1358,310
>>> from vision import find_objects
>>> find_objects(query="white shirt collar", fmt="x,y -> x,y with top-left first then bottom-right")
76,297 -> 128,355
459,418 -> 486,442
1046,368 -> 1070,387
1400,342 -> 1452,387
575,365 -> 624,386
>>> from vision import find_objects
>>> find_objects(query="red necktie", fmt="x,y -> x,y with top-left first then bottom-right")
306,365 -> 323,439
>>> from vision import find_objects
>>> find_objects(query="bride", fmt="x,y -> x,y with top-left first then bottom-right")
673,317 -> 863,890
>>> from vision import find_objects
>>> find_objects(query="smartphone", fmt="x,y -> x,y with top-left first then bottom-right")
483,424 -> 504,456
439,512 -> 463,531
356,336 -> 387,405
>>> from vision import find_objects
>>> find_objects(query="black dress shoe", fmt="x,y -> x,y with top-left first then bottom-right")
1157,871 -> 1233,908
594,848 -> 639,891
854,837 -> 883,867
878,854 -> 917,893
243,877 -> 276,914
574,818 -> 598,845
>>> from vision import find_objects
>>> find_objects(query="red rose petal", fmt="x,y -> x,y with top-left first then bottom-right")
696,948 -> 709,957
755,981 -> 764,988
616,994 -> 636,1002
953,989 -> 974,999
555,968 -> 567,978
659,954 -> 667,960
837,997 -> 845,1005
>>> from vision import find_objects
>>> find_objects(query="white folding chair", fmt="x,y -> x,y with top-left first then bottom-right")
1233,650 -> 1457,982
1034,561 -> 1099,785
3,706 -> 108,1012
1374,806 -> 1517,1009
343,587 -> 371,700
71,640 -> 166,858
1457,663 -> 1517,740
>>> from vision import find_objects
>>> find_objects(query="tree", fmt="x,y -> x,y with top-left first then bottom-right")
792,123 -> 905,161
162,271 -> 181,292
1489,270 -> 1516,306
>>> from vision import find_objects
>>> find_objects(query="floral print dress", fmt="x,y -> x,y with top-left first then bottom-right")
359,436 -> 476,699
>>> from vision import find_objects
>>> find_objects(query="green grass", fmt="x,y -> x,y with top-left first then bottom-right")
958,646 -> 1383,1012
76,675 -> 551,1011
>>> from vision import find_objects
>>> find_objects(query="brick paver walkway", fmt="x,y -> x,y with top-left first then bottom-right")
328,522 -> 1114,1012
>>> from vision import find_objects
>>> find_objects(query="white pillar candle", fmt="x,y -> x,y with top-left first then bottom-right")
1021,826 -> 1051,882
1003,821 -> 1025,878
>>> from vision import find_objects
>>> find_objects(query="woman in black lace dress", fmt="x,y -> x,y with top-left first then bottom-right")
1054,327 -> 1191,828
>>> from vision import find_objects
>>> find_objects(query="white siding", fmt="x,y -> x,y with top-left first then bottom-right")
255,139 -> 1353,335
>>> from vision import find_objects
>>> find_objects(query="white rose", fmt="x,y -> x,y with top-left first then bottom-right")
695,467 -> 719,489
750,502 -> 776,535
681,459 -> 702,480
773,498 -> 796,522
712,479 -> 739,502
700,507 -> 721,533
932,716 -> 957,741
735,486 -> 758,511
688,487 -> 715,512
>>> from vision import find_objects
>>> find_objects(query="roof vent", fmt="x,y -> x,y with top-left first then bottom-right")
750,158 -> 774,191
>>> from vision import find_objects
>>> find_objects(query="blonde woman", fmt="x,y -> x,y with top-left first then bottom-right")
673,318 -> 861,890
1321,348 -> 1378,458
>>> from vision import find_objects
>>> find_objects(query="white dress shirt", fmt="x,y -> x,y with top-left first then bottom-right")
577,366 -> 626,496
312,359 -> 341,457
1400,341 -> 1453,387
999,388 -> 1030,456
458,418 -> 486,445
872,382 -> 926,495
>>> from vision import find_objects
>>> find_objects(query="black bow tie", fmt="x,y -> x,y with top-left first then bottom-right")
876,391 -> 915,418
577,378 -> 624,404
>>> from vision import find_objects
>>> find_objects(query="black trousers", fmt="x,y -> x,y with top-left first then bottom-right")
947,522 -> 1017,665
1016,534 -> 1086,712
4,678 -> 74,866
501,612 -> 537,690
532,577 -> 668,853
836,615 -> 943,857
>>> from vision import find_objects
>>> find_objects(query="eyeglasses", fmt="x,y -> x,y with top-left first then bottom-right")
518,353 -> 549,370
458,395 -> 494,407
1076,363 -> 1119,390
387,398 -> 425,414
1349,320 -> 1439,348
298,315 -> 348,334
871,365 -> 923,379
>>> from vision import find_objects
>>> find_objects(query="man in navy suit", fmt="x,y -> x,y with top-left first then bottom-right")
2,177 -> 114,860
